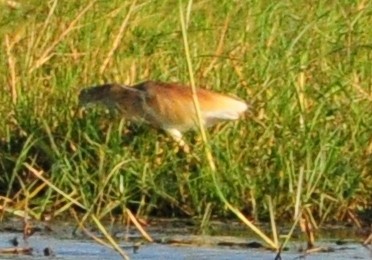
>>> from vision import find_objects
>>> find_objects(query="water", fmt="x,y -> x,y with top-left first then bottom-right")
0,220 -> 370,259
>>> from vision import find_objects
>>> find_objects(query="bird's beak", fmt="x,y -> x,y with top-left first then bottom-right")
75,102 -> 87,119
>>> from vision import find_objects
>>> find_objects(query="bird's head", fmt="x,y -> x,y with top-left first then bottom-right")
78,84 -> 130,107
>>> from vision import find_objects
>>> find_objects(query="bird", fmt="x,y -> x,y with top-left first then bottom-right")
78,80 -> 248,151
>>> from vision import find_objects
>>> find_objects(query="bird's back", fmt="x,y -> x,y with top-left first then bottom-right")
133,81 -> 248,131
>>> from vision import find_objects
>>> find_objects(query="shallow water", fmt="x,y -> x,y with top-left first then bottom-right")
0,233 -> 370,260
0,220 -> 370,259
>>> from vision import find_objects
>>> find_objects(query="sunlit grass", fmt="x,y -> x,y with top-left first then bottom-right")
0,0 -> 371,252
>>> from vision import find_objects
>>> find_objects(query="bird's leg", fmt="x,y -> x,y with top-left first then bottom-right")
165,129 -> 190,154
165,129 -> 202,174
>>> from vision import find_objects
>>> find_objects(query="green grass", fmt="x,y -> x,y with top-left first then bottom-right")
0,0 -> 371,235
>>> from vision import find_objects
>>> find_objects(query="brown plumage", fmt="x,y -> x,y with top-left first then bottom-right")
79,80 -> 248,148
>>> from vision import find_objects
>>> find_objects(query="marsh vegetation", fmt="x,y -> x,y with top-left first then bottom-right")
0,0 -> 371,258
